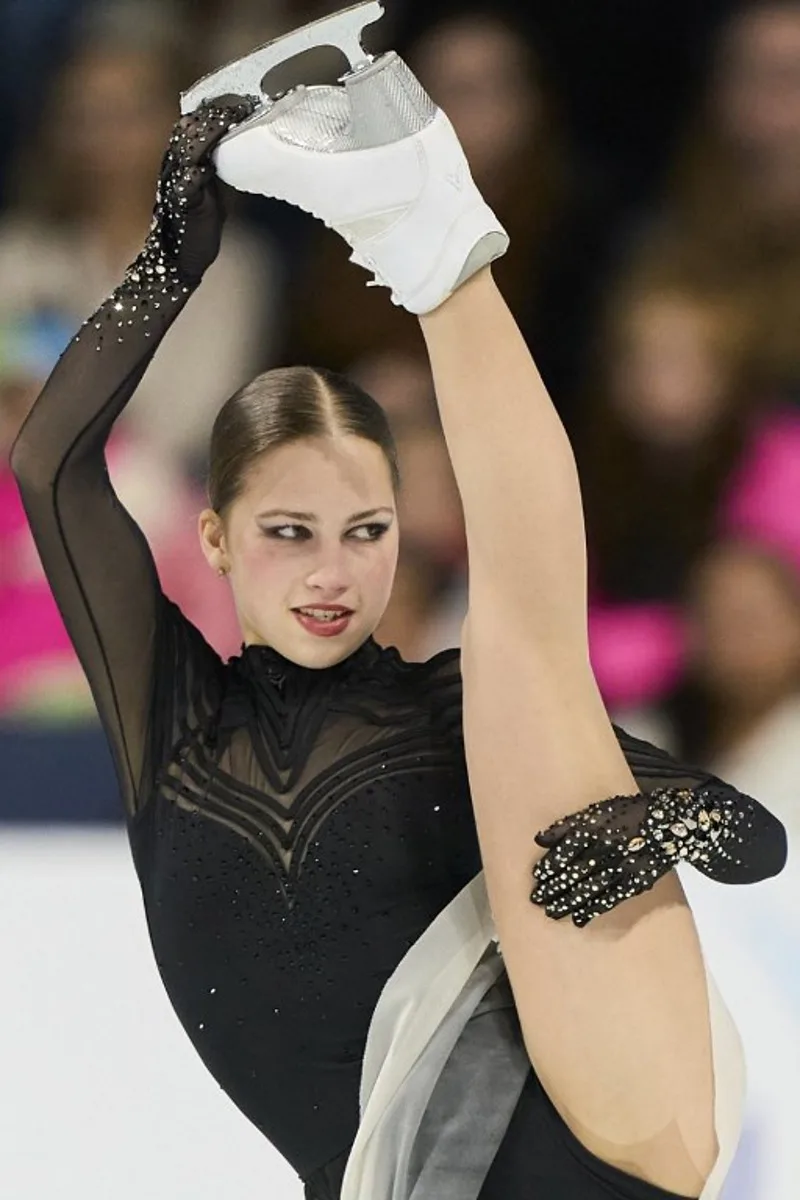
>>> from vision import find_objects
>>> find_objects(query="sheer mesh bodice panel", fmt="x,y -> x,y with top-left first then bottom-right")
147,624 -> 465,886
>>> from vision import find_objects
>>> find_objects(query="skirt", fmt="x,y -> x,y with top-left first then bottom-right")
337,873 -> 745,1200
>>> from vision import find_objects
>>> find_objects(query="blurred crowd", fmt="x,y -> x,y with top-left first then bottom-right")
1,0 -> 800,845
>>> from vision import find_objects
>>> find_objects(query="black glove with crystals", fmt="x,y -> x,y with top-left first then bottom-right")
82,96 -> 256,354
530,783 -> 787,928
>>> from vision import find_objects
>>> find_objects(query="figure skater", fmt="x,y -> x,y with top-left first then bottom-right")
11,15 -> 786,1200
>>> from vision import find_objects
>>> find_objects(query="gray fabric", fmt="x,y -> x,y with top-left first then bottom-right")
302,971 -> 528,1200
406,973 -> 529,1200
373,946 -> 506,1200
342,876 -> 507,1200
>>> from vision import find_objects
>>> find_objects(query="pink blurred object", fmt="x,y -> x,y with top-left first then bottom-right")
589,407 -> 800,709
0,466 -> 80,712
588,601 -> 686,709
0,436 -> 240,719
720,407 -> 800,573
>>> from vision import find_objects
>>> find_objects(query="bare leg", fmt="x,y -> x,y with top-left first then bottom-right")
419,269 -> 716,1195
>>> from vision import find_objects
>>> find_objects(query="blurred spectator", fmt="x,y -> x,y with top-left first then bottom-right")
0,313 -> 240,724
579,268 -> 800,709
352,350 -> 467,658
194,0 -> 288,68
0,0 -> 85,204
396,0 -> 735,204
349,351 -> 438,431
284,8 -> 616,429
350,349 -> 465,566
374,545 -> 453,661
409,10 -> 563,325
192,0 -> 370,69
394,421 -> 465,568
619,538 -> 800,850
638,0 -> 800,394
0,8 -> 281,470
384,420 -> 468,658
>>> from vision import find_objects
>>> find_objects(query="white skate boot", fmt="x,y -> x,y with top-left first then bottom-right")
180,1 -> 508,314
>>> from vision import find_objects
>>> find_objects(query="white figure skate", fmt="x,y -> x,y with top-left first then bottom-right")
180,1 -> 508,314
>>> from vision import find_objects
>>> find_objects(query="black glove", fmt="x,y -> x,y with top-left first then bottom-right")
83,96 -> 255,354
529,783 -> 786,928
151,96 -> 256,284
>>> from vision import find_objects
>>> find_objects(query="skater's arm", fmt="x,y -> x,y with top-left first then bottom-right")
10,101 -> 252,814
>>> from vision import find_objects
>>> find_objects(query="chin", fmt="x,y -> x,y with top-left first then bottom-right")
284,619 -> 371,669
307,644 -> 358,669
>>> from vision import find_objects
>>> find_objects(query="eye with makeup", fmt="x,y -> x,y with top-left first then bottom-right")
263,525 -> 311,541
263,523 -> 391,542
347,522 -> 392,542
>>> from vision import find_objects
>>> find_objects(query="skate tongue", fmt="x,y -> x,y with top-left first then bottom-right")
344,52 -> 437,149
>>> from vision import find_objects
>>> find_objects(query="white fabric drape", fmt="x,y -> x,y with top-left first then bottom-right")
342,871 -> 745,1200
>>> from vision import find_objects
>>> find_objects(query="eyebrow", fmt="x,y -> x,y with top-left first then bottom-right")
256,507 -> 395,524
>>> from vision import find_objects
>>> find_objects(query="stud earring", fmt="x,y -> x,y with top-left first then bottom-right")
217,566 -> 228,577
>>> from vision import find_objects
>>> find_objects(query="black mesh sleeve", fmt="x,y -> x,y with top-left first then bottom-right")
9,100 -> 254,816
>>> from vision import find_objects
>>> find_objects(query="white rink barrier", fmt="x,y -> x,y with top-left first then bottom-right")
0,829 -> 301,1200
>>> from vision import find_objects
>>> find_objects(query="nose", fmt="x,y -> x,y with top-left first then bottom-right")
304,545 -> 351,598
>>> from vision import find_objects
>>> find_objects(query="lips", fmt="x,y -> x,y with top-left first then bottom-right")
292,606 -> 354,638
293,605 -> 352,617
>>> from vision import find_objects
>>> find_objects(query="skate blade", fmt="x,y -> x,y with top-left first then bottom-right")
180,0 -> 384,115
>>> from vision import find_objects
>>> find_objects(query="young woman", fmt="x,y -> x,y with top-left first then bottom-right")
11,57 -> 785,1200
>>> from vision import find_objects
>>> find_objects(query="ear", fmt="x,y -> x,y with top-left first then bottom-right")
198,508 -> 229,575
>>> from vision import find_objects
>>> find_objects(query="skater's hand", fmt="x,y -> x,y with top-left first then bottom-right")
529,786 -> 732,927
90,95 -> 255,353
149,96 -> 256,285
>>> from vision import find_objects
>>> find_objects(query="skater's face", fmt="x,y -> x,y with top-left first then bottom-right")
411,15 -> 538,181
199,436 -> 399,668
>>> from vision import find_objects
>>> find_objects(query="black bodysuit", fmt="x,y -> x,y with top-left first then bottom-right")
11,146 -> 785,1198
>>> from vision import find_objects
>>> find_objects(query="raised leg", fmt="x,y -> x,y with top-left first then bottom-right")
419,269 -> 716,1196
